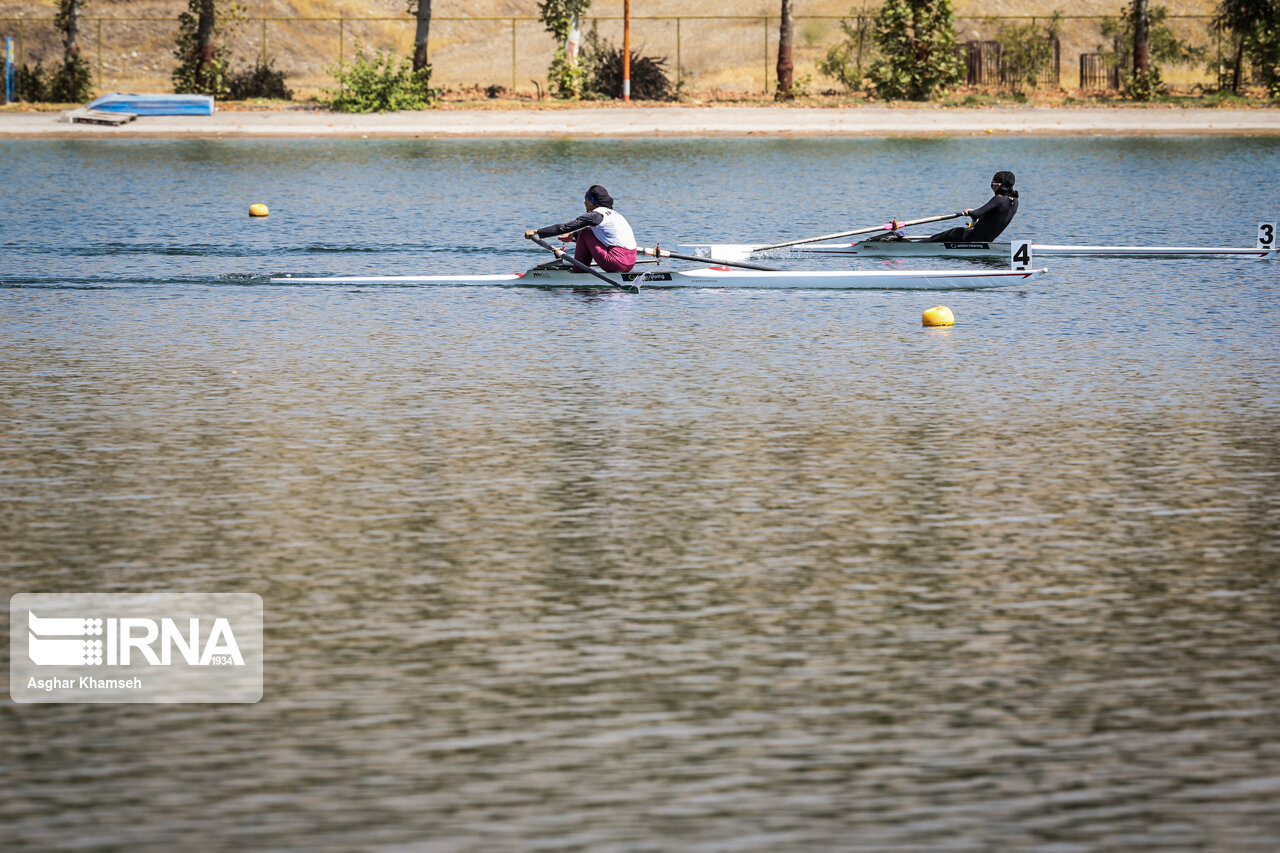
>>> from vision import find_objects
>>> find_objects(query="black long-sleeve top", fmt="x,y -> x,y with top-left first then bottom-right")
535,211 -> 605,239
965,193 -> 1019,241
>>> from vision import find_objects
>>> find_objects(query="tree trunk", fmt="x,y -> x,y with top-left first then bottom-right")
776,0 -> 794,98
1132,0 -> 1149,75
413,0 -> 432,73
61,0 -> 81,71
1231,35 -> 1244,94
195,0 -> 216,88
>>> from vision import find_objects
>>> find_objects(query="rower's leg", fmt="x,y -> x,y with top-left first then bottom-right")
928,226 -> 968,243
571,234 -> 596,272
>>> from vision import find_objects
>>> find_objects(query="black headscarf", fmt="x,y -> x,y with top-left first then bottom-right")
991,171 -> 1018,199
585,185 -> 615,209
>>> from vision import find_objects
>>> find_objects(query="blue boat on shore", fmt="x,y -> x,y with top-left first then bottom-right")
86,93 -> 215,116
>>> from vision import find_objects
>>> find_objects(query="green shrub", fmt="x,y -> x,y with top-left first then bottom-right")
869,0 -> 964,100
581,22 -> 674,101
12,63 -> 48,102
324,42 -> 435,112
817,9 -> 878,92
1099,4 -> 1204,100
548,46 -> 585,99
47,53 -> 94,102
172,0 -> 243,98
538,0 -> 591,98
995,12 -> 1062,94
227,59 -> 292,100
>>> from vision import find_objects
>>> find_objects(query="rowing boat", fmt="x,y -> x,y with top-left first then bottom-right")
682,237 -> 1278,261
270,260 -> 1048,290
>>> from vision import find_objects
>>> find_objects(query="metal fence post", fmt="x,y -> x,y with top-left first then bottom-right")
762,16 -> 768,93
5,37 -> 12,103
676,17 -> 681,88
262,18 -> 267,66
97,18 -> 102,92
511,18 -> 517,94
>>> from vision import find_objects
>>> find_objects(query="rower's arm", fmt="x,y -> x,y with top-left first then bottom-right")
965,195 -> 1003,221
535,211 -> 604,239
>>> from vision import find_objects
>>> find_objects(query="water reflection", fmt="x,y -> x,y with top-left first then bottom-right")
2,138 -> 1279,850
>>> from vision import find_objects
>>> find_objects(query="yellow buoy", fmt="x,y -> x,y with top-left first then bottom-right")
249,203 -> 269,217
923,305 -> 955,327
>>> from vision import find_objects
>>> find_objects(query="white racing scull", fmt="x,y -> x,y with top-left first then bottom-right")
270,259 -> 1048,290
682,222 -> 1279,262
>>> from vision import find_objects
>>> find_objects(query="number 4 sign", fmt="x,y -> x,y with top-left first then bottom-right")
1011,240 -> 1032,270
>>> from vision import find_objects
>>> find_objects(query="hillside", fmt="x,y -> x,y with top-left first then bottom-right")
2,1 -> 1224,97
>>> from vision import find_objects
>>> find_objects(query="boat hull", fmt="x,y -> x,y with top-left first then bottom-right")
270,266 -> 1047,290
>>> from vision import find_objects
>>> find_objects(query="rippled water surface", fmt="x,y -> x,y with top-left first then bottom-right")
2,137 -> 1279,851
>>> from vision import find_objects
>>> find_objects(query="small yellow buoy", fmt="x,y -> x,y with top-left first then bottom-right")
249,203 -> 269,217
923,305 -> 955,327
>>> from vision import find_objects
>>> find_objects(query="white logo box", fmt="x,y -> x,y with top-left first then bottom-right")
10,593 -> 262,703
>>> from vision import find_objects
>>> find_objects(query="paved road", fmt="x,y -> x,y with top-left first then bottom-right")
3,106 -> 1279,138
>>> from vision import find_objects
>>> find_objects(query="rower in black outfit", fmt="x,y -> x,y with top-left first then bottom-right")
929,171 -> 1019,242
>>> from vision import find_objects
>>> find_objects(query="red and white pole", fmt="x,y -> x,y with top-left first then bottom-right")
622,0 -> 631,101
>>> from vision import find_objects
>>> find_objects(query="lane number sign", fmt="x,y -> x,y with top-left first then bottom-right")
1258,222 -> 1276,251
1011,240 -> 1032,270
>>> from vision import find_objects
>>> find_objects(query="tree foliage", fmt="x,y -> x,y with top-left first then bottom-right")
1212,0 -> 1280,95
817,8 -> 879,92
1099,4 -> 1204,99
50,0 -> 93,102
172,0 -> 244,97
227,59 -> 293,100
581,22 -> 674,101
539,0 -> 591,98
324,41 -> 434,112
868,0 -> 964,100
995,12 -> 1062,94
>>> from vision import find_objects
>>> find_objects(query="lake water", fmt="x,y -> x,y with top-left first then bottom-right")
2,137 -> 1279,851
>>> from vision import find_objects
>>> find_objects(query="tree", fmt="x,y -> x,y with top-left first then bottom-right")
777,0 -> 795,98
1213,0 -> 1280,95
1132,0 -> 1149,77
407,1 -> 432,73
173,0 -> 242,97
1100,4 -> 1203,99
868,0 -> 963,100
539,0 -> 591,98
817,7 -> 878,92
50,0 -> 93,102
994,12 -> 1062,95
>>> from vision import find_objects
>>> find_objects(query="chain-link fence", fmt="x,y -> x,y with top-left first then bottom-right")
0,12 -> 1226,100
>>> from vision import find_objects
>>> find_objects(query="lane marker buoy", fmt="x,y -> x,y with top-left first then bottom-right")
923,305 -> 954,327
249,203 -> 269,217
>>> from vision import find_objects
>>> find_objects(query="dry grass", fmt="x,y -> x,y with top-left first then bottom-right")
3,0 -> 1229,99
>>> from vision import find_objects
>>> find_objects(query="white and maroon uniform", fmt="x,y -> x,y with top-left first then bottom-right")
535,207 -> 638,273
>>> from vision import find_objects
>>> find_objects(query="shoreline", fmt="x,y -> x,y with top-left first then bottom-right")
2,106 -> 1279,138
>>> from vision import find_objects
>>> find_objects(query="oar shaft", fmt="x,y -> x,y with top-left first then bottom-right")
751,212 -> 964,253
526,235 -> 635,291
639,246 -> 778,271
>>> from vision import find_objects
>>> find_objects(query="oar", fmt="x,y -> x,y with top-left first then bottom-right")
639,245 -> 778,271
749,212 -> 965,254
525,233 -> 639,293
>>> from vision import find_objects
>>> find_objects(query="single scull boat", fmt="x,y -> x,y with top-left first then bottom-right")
270,259 -> 1048,290
682,222 -> 1278,261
